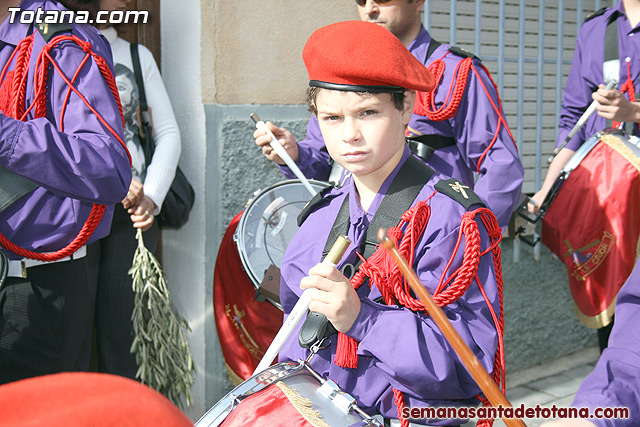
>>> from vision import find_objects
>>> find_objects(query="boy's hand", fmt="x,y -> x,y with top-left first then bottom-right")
593,84 -> 640,123
253,121 -> 300,165
300,263 -> 361,333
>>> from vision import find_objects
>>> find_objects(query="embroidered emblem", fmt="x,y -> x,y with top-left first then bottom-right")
565,232 -> 615,281
225,304 -> 263,359
449,181 -> 470,199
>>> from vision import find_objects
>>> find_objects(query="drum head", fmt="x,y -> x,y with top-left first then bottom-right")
236,180 -> 329,288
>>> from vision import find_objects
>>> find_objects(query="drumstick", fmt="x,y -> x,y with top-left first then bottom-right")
377,229 -> 527,427
548,79 -> 618,164
254,235 -> 351,375
250,113 -> 317,197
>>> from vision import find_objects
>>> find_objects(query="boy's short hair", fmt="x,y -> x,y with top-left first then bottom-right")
306,86 -> 407,115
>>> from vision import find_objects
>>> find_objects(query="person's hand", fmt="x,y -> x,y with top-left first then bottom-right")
253,121 -> 299,165
122,178 -> 144,210
300,263 -> 360,333
593,84 -> 640,123
527,190 -> 546,214
129,195 -> 156,232
540,420 -> 597,427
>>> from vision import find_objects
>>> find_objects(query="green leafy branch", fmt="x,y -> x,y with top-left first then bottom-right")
129,228 -> 195,409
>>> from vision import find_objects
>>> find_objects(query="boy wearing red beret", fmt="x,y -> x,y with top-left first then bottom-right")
278,21 -> 504,427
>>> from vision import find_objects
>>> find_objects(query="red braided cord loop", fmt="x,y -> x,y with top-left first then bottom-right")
0,32 -> 126,261
336,202 -> 505,427
413,52 -> 472,120
614,60 -> 636,128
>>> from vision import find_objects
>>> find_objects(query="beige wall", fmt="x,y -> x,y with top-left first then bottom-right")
202,1 -> 358,105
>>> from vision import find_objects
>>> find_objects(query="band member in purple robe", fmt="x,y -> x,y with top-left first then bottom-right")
0,0 -> 131,384
278,20 -> 504,427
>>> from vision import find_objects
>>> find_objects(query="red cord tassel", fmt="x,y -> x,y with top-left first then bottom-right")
334,332 -> 359,369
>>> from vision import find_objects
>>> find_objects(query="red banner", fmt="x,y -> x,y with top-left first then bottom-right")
543,135 -> 640,328
213,213 -> 282,383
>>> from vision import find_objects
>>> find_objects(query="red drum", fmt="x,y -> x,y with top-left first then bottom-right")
195,361 -> 382,427
542,129 -> 640,328
213,180 -> 329,383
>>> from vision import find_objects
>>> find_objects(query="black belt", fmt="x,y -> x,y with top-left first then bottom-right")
407,134 -> 456,161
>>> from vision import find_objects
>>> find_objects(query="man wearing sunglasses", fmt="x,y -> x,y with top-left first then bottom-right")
254,0 -> 523,230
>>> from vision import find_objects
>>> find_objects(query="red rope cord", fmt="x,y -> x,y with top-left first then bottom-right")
334,201 -> 505,426
614,60 -> 636,128
0,32 -> 128,261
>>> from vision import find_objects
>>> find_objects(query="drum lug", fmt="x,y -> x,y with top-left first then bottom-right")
318,379 -> 357,413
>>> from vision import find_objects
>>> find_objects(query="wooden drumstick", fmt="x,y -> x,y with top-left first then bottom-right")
377,229 -> 527,427
253,235 -> 351,375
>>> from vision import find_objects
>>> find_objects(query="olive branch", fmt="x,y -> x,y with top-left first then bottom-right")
129,228 -> 195,409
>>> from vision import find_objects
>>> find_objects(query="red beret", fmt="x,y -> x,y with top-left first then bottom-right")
0,372 -> 193,426
303,20 -> 435,93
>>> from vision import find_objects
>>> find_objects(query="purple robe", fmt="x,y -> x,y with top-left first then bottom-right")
0,0 -> 131,259
571,257 -> 640,426
557,1 -> 640,151
281,26 -> 524,229
279,146 -> 501,425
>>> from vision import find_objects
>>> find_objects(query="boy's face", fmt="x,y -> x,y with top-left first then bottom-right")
316,89 -> 414,184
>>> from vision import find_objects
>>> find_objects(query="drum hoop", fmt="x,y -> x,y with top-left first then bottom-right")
233,179 -> 330,287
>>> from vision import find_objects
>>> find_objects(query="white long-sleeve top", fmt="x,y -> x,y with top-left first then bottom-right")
101,26 -> 181,214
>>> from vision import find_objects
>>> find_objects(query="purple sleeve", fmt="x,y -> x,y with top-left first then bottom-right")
556,20 -> 606,152
453,63 -> 524,228
0,37 -> 130,204
279,115 -> 331,181
571,261 -> 640,427
346,211 -> 500,400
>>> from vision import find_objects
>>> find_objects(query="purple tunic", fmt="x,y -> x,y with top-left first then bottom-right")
557,1 -> 640,151
279,146 -> 500,425
281,26 -> 523,229
571,257 -> 640,427
0,0 -> 131,259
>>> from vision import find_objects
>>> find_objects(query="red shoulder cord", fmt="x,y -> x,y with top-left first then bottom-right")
413,51 -> 518,173
334,197 -> 505,427
0,32 -> 130,261
613,59 -> 636,129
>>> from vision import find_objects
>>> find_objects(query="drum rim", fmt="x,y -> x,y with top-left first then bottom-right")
194,361 -> 305,427
234,179 -> 331,288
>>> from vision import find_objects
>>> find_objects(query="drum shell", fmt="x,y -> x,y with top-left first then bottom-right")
235,179 -> 330,292
542,131 -> 640,328
195,361 -> 382,427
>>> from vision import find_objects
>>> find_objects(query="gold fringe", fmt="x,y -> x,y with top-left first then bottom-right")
573,296 -> 617,329
601,134 -> 640,173
276,381 -> 331,427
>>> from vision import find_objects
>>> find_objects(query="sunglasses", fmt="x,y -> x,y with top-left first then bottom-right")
355,0 -> 394,6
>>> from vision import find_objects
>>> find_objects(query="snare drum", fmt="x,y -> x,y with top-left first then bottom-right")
195,361 -> 382,427
542,129 -> 640,328
234,179 -> 329,306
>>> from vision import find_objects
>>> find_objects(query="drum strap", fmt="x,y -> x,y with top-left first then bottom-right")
321,155 -> 435,264
298,156 -> 434,350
